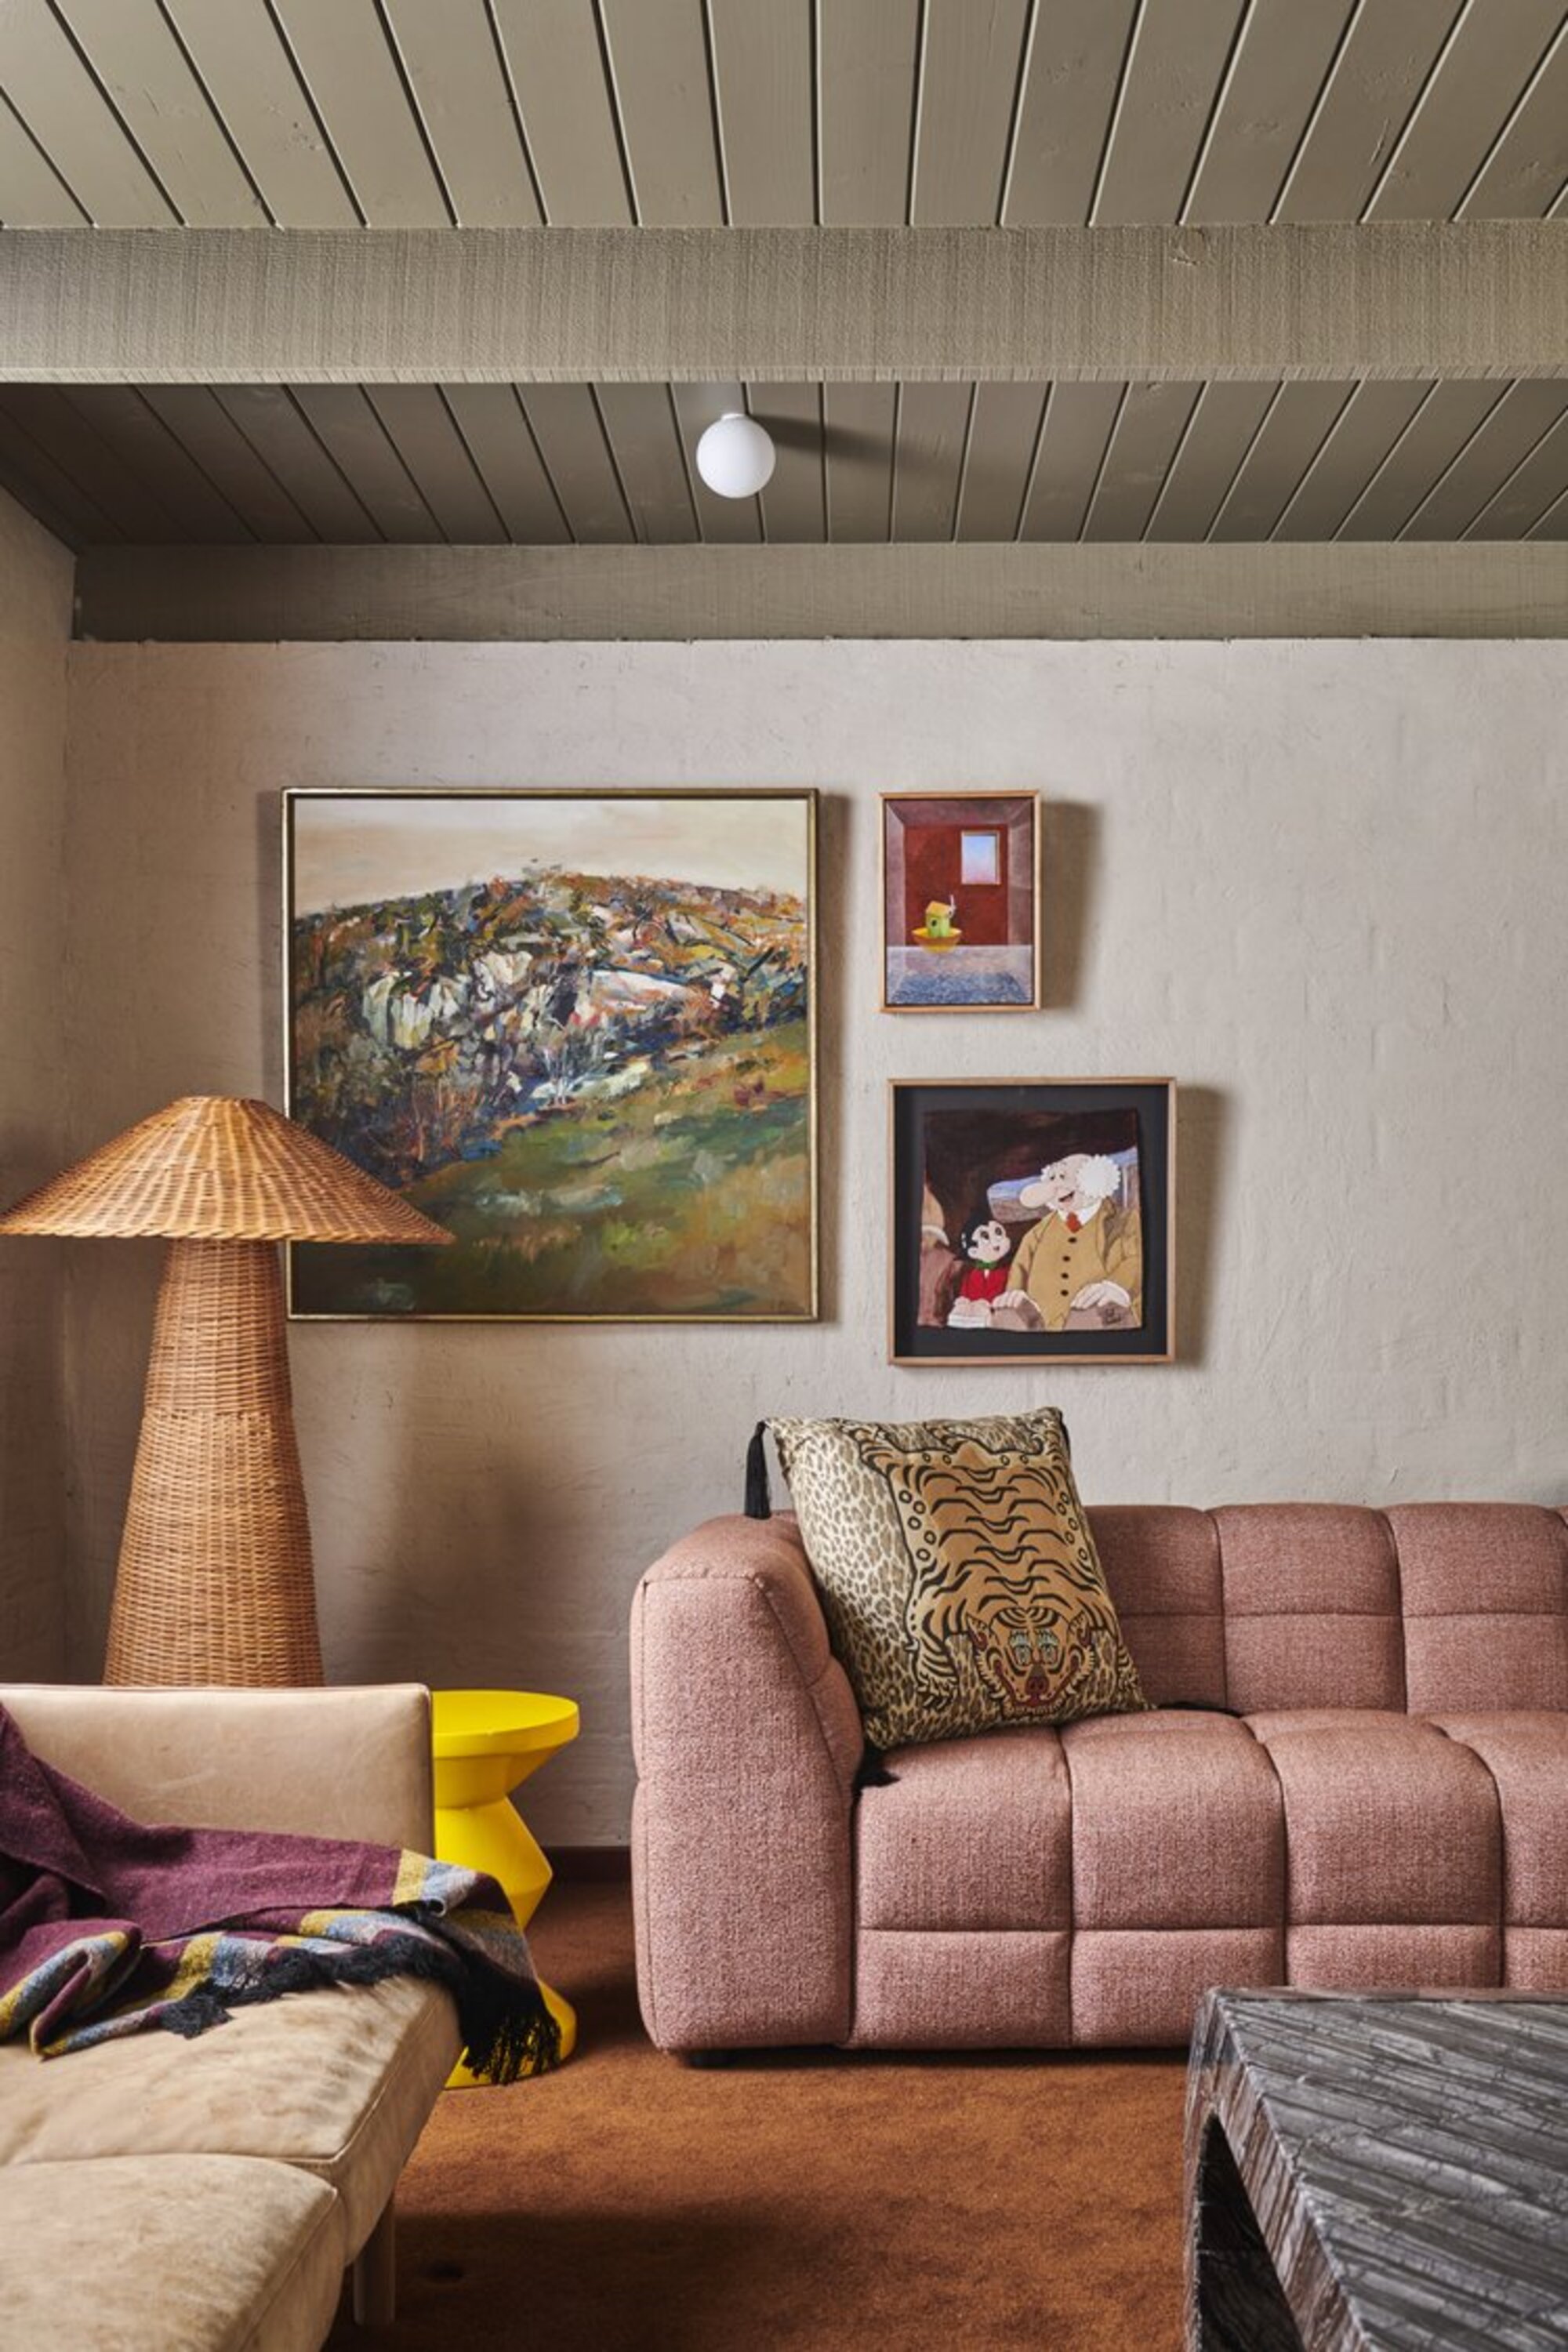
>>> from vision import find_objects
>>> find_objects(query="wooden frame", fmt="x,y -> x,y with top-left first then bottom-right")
879,792 -> 1040,1012
889,1077 -> 1175,1366
283,786 -> 818,1323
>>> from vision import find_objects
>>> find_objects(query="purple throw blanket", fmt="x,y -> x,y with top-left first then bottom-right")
0,1704 -> 560,2080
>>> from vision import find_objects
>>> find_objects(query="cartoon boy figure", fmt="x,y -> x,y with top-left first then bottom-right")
946,1210 -> 1014,1329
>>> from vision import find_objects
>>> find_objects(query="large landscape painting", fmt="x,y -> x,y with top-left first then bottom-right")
285,789 -> 815,1319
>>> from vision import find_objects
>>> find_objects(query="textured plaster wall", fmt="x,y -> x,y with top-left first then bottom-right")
61,637 -> 1568,1839
0,488 -> 72,1677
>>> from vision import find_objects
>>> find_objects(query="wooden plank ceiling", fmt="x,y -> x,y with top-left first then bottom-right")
3,378 -> 1566,551
1,0 -> 1566,551
3,0 -> 1566,231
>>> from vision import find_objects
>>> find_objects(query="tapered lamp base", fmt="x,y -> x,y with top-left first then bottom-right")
104,1238 -> 324,1686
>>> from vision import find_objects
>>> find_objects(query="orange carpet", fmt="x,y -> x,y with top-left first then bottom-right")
328,1882 -> 1189,2350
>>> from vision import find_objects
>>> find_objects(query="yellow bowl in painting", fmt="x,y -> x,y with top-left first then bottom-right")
912,927 -> 963,950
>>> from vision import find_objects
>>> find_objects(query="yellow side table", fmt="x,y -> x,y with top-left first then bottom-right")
430,1688 -> 579,2087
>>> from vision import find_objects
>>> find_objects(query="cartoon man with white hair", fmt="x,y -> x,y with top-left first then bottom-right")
998,1152 -> 1142,1331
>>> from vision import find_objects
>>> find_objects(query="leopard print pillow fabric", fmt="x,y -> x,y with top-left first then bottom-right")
770,1409 -> 1146,1751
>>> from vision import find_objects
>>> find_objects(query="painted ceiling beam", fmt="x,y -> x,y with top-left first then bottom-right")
3,223 -> 1566,386
74,542 -> 1568,643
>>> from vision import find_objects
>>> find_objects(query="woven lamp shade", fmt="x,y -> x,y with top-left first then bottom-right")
0,1097 -> 450,1687
0,1094 -> 447,1243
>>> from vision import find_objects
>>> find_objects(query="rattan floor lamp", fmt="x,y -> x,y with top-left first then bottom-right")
0,1095 -> 450,1686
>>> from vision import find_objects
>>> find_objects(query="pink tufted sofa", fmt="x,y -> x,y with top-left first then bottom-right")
630,1502 -> 1568,2053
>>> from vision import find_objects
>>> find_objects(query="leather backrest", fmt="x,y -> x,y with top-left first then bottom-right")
0,1682 -> 435,1849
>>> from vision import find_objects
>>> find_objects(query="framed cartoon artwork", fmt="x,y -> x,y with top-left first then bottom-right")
284,787 -> 817,1322
889,1079 -> 1175,1365
880,793 -> 1040,1011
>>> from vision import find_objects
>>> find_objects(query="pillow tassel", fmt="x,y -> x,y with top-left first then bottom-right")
743,1421 -> 772,1519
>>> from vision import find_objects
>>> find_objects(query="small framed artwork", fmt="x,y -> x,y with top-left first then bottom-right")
880,792 -> 1040,1011
284,786 -> 817,1322
890,1078 -> 1175,1365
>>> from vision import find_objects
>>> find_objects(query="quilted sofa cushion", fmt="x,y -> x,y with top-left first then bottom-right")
1215,1506 -> 1406,1713
1430,1711 -> 1568,1987
1087,1506 -> 1225,1706
1059,1711 -> 1287,2045
0,1975 -> 458,2251
1062,1711 -> 1284,1932
0,2154 -> 345,2352
1248,1709 -> 1503,1991
848,1709 -> 1565,2045
857,1729 -> 1073,1932
1390,1507 -> 1568,1713
1246,1711 -> 1501,1926
850,1737 -> 1074,2045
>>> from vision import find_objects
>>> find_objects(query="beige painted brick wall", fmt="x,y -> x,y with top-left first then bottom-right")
60,637 -> 1568,1834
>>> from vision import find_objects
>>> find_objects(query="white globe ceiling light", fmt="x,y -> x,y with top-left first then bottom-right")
695,411 -> 775,499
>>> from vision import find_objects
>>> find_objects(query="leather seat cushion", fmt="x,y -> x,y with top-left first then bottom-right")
0,2154 -> 344,2352
0,1976 -> 459,2250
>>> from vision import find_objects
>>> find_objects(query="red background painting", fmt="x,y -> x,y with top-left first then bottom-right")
902,823 -> 1009,946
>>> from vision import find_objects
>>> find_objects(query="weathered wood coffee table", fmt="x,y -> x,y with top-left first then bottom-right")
1185,1990 -> 1568,2350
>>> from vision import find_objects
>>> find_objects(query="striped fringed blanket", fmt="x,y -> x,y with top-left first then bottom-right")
0,1704 -> 560,2080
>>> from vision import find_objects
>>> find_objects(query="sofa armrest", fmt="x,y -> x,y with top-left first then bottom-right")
0,1683 -> 435,1852
630,1512 -> 862,2051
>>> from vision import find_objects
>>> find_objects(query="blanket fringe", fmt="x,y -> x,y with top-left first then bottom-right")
154,1933 -> 562,2081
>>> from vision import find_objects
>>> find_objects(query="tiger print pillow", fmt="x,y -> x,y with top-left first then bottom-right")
770,1409 -> 1147,1751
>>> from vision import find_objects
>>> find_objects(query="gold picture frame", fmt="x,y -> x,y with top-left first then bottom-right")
283,786 -> 818,1323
